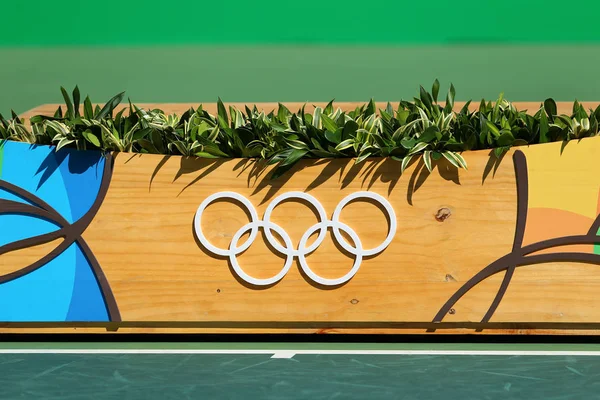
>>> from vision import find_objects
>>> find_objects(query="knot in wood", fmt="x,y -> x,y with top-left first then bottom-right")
435,207 -> 452,222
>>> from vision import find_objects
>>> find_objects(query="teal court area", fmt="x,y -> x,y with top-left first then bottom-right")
2,342 -> 600,399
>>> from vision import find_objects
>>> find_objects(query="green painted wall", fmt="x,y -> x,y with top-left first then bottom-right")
3,44 -> 600,116
2,0 -> 600,46
2,1 -> 600,116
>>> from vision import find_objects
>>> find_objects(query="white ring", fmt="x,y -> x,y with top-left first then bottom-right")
229,221 -> 294,286
194,191 -> 396,287
331,191 -> 397,257
193,192 -> 259,257
262,191 -> 328,257
298,222 -> 363,286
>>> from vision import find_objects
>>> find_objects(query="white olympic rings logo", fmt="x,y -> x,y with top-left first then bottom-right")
193,191 -> 396,286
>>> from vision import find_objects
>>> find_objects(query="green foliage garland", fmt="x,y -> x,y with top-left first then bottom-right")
1,81 -> 599,178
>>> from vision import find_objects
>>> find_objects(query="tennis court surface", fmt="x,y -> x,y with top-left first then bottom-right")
2,341 -> 600,399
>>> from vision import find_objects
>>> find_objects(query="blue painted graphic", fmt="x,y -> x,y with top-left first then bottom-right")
0,141 -> 117,322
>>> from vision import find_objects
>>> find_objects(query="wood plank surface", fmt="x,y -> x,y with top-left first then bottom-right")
3,104 -> 600,334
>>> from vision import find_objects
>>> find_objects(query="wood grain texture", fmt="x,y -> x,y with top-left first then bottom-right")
83,150 -> 512,325
0,239 -> 63,277
4,104 -> 600,334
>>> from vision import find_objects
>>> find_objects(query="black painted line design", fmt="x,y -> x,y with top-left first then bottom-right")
433,150 -> 600,325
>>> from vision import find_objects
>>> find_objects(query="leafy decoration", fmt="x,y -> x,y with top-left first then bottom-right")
1,82 -> 599,178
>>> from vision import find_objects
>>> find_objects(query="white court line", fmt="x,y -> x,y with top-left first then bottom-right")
2,349 -> 600,359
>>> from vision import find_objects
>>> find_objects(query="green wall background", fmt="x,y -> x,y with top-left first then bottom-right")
3,0 -> 600,45
2,1 -> 600,116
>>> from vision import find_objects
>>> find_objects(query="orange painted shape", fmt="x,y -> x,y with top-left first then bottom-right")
524,208 -> 594,255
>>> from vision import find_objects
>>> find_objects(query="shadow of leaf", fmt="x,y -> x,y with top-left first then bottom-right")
149,155 -> 170,193
246,159 -> 269,188
359,159 -> 384,187
482,150 -> 508,185
35,146 -> 103,190
407,159 -> 426,206
369,157 -> 411,195
251,159 -> 320,205
176,157 -> 224,197
234,159 -> 257,178
437,159 -> 461,185
305,159 -> 345,193
341,162 -> 368,189
406,158 -> 461,205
